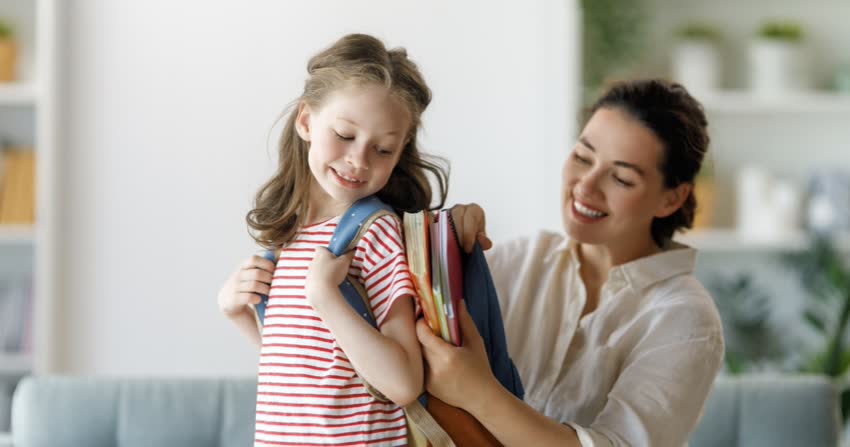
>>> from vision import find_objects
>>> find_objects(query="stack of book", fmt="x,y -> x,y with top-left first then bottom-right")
403,209 -> 463,346
0,148 -> 35,224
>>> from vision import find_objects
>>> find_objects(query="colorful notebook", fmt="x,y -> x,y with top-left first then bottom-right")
437,210 -> 463,346
402,211 -> 441,335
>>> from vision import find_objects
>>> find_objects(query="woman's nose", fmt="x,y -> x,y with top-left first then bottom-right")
574,170 -> 602,199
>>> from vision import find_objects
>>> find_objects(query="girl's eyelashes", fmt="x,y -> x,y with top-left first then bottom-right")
334,131 -> 354,141
335,130 -> 394,156
572,152 -> 591,165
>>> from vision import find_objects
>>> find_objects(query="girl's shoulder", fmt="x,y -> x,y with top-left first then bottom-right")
354,213 -> 406,256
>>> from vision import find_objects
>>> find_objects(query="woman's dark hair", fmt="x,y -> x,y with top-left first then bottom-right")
590,79 -> 709,246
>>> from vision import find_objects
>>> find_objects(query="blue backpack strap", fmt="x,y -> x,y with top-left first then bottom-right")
253,196 -> 395,331
329,196 -> 395,328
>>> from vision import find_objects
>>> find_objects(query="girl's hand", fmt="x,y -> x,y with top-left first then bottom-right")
218,254 -> 276,318
416,300 -> 498,410
450,203 -> 492,253
305,247 -> 355,305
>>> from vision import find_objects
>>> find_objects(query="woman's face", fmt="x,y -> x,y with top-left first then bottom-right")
561,107 -> 683,248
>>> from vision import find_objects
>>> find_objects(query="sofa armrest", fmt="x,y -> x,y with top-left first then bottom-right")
690,374 -> 841,447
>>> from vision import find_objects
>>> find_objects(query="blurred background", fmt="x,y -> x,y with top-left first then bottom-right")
1,0 -> 850,437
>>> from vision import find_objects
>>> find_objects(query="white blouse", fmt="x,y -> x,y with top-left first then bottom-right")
486,231 -> 724,447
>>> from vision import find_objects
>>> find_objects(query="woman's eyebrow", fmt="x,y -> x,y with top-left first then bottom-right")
579,136 -> 646,177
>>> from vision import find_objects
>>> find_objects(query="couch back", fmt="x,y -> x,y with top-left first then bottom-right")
691,375 -> 840,447
10,375 -> 841,447
11,377 -> 256,447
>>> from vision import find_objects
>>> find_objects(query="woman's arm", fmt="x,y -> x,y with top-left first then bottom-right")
306,247 -> 423,407
417,301 -> 582,446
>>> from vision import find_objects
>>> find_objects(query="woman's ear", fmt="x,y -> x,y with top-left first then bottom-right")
655,182 -> 692,218
295,102 -> 312,142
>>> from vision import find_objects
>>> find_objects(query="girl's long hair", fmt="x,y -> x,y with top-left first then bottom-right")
247,34 -> 448,249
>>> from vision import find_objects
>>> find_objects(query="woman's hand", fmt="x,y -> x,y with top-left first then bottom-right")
450,203 -> 492,253
416,300 -> 499,410
218,254 -> 276,318
305,247 -> 355,305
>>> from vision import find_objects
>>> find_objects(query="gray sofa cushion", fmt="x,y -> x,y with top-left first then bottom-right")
11,377 -> 256,447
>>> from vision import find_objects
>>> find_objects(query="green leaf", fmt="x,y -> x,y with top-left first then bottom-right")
725,351 -> 746,375
803,310 -> 827,333
841,388 -> 850,422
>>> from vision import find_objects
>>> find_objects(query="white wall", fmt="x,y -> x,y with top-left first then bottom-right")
57,0 -> 580,375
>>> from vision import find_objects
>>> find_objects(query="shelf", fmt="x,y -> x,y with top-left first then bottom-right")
0,225 -> 34,244
696,90 -> 850,114
0,83 -> 36,106
0,353 -> 31,375
675,229 -> 850,253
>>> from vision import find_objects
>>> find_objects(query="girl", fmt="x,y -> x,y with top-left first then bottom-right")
217,34 -> 448,446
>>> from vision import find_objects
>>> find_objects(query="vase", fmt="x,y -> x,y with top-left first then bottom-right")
672,40 -> 721,95
749,39 -> 807,96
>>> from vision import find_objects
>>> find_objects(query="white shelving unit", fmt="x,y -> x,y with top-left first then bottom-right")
697,90 -> 850,114
0,0 -> 58,434
677,229 -> 850,253
0,353 -> 30,375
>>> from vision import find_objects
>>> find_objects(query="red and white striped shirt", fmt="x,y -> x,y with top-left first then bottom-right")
254,214 -> 416,447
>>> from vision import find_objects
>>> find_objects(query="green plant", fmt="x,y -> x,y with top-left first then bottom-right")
0,20 -> 12,40
707,273 -> 784,373
581,0 -> 648,91
675,23 -> 720,41
758,20 -> 803,42
785,236 -> 850,419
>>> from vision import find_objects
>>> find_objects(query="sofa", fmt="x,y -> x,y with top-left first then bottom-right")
4,374 -> 841,447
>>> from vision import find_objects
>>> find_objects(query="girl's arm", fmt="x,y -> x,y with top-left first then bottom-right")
416,301 -> 582,446
306,247 -> 423,406
218,254 -> 276,348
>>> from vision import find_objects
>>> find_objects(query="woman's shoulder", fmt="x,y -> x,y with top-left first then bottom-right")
486,230 -> 569,265
641,274 -> 724,339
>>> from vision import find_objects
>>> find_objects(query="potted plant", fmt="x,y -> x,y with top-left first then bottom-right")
0,19 -> 15,83
749,20 -> 807,95
671,23 -> 722,95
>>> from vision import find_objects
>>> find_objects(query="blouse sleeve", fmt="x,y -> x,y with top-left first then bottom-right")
352,214 -> 417,327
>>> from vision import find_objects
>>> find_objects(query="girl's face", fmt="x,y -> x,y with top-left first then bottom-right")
561,107 -> 685,248
297,84 -> 411,219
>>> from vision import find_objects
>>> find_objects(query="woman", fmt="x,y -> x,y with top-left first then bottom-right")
421,79 -> 724,446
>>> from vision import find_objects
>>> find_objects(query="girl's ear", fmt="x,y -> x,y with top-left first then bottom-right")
295,102 -> 312,142
655,182 -> 692,218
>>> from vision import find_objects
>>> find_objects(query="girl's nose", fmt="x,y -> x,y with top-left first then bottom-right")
345,144 -> 370,170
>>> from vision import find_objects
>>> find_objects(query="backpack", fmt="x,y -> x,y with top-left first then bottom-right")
253,195 -> 524,446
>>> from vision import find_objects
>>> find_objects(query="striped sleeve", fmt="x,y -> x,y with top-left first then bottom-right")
352,214 -> 417,327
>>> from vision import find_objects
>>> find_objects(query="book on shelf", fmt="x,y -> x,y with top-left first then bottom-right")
0,148 -> 36,225
403,209 -> 464,346
0,277 -> 32,355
